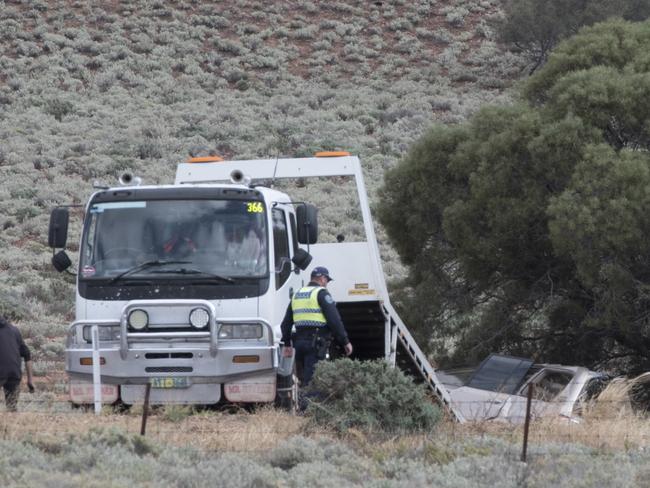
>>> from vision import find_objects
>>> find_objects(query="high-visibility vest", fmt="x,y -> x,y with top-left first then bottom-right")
292,286 -> 327,328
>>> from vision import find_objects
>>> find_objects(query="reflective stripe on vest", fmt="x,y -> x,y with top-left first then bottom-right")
292,286 -> 327,328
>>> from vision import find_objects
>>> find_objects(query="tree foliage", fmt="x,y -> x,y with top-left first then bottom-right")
378,20 -> 650,373
497,0 -> 650,73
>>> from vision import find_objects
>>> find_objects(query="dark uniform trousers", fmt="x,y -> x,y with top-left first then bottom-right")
293,330 -> 330,387
1,379 -> 21,412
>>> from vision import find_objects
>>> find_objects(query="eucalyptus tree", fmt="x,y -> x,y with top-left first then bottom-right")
379,20 -> 650,373
498,0 -> 650,73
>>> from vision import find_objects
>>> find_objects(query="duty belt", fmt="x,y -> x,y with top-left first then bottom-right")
293,327 -> 328,338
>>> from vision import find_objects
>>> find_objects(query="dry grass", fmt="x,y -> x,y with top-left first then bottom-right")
429,416 -> 649,452
1,403 -> 647,461
3,375 -> 648,456
436,375 -> 650,451
584,374 -> 649,420
0,406 -> 312,453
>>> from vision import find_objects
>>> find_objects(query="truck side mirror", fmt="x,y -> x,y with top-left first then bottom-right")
48,207 -> 69,249
52,250 -> 72,273
296,204 -> 318,244
291,248 -> 312,271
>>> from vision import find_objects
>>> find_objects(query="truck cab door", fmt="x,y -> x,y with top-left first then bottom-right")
271,205 -> 301,326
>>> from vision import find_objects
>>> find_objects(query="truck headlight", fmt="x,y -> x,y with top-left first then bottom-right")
128,309 -> 149,330
189,308 -> 210,329
83,325 -> 121,343
218,324 -> 263,340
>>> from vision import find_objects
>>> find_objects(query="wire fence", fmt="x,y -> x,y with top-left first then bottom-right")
2,378 -> 649,457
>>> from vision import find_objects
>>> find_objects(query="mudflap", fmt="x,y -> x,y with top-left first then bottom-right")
275,373 -> 299,413
275,347 -> 299,413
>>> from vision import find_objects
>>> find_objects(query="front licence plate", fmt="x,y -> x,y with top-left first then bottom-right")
150,377 -> 190,389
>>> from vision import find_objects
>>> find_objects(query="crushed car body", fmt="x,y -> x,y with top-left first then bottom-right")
440,354 -> 609,423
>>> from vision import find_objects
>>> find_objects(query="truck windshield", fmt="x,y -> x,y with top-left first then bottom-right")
80,199 -> 268,281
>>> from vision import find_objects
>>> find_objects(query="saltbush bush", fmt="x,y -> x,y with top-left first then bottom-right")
7,428 -> 650,487
305,358 -> 441,433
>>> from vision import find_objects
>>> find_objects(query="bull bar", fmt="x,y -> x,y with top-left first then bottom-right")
66,299 -> 278,385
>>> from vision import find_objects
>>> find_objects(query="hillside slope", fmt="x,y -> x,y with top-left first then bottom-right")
0,0 -> 524,350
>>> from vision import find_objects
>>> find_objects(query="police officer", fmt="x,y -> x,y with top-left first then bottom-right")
0,315 -> 34,411
280,266 -> 353,387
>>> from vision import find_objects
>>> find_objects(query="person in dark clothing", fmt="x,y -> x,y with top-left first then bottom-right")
0,316 -> 34,411
162,221 -> 197,258
280,266 -> 353,387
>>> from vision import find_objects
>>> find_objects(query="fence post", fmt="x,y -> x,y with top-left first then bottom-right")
140,383 -> 151,436
521,383 -> 534,462
91,325 -> 102,415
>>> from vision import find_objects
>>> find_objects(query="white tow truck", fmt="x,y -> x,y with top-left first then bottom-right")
48,153 -> 464,419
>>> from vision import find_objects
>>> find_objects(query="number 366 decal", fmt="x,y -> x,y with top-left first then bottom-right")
246,202 -> 264,213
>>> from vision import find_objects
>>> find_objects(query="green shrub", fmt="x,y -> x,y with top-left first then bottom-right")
161,404 -> 194,422
82,427 -> 159,457
3,431 -> 650,487
305,358 -> 441,433
266,435 -> 357,470
0,287 -> 31,320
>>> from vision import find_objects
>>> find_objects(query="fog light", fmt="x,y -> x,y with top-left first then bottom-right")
218,324 -> 263,339
128,309 -> 149,330
83,325 -> 120,343
189,308 -> 210,329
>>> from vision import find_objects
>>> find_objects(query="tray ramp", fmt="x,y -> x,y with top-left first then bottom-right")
337,299 -> 465,422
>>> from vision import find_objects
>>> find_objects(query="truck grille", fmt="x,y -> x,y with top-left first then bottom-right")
145,366 -> 193,373
145,353 -> 193,359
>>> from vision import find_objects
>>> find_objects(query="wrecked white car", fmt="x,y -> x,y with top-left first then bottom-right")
440,354 -> 608,423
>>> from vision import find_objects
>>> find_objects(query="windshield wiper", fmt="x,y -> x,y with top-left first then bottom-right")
108,260 -> 191,284
149,268 -> 235,284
